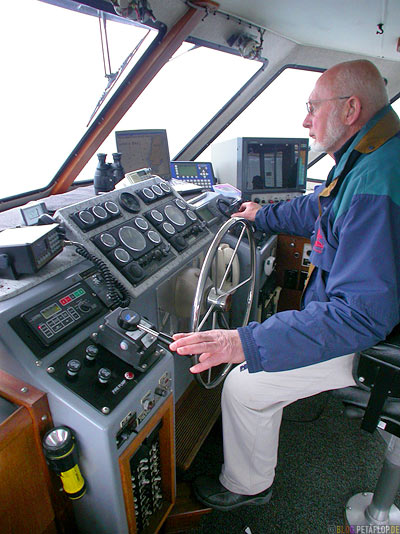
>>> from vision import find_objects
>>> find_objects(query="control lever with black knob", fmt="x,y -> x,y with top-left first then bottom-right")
117,309 -> 176,348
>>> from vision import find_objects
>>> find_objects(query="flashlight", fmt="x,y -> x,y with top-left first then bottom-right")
42,426 -> 86,500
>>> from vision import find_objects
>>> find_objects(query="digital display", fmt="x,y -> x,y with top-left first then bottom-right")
41,302 -> 62,320
176,163 -> 198,178
115,129 -> 171,180
245,140 -> 308,191
20,201 -> 47,226
197,206 -> 215,223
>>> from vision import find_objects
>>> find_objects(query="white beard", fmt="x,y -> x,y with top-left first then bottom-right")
312,108 -> 347,153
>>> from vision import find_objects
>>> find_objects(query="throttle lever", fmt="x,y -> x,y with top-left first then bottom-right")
117,309 -> 177,349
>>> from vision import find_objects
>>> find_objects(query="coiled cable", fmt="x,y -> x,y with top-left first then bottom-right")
65,240 -> 131,309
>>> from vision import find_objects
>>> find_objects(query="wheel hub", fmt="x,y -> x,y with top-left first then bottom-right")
207,287 -> 232,312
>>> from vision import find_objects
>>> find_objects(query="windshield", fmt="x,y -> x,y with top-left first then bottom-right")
75,44 -> 261,183
0,1 -> 260,201
0,0 -> 157,200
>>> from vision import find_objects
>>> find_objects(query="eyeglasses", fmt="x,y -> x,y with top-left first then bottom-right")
306,96 -> 351,115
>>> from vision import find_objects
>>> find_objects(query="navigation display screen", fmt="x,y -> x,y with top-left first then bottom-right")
116,129 -> 171,180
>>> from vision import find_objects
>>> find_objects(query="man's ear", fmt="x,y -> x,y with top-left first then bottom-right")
344,96 -> 362,125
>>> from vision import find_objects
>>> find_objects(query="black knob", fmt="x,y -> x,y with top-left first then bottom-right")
172,235 -> 186,251
128,262 -> 144,281
153,249 -> 162,261
118,309 -> 141,331
78,300 -> 92,313
85,345 -> 98,361
161,245 -> 170,256
191,224 -> 200,235
66,359 -> 81,377
98,367 -> 112,384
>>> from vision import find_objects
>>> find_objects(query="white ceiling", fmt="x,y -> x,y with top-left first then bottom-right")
216,0 -> 400,61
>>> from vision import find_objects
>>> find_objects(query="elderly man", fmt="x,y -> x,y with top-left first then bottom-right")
170,60 -> 400,510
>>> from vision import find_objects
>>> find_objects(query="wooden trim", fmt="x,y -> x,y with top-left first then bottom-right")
0,369 -> 76,534
119,394 -> 175,533
50,3 -> 212,195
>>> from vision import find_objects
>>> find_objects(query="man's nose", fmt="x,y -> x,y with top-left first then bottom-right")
303,114 -> 312,128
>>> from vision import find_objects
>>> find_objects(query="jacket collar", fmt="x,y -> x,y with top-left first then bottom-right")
334,104 -> 400,178
319,105 -> 400,201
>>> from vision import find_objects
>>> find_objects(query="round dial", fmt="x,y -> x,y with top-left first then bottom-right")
162,222 -> 175,235
165,204 -> 186,226
119,226 -> 147,252
92,205 -> 107,219
78,210 -> 95,225
142,187 -> 155,200
175,198 -> 187,210
104,201 -> 120,215
186,209 -> 197,221
150,209 -> 164,222
119,192 -> 140,213
113,248 -> 131,263
147,230 -> 161,244
159,182 -> 171,193
99,233 -> 117,248
135,217 -> 149,231
151,184 -> 163,196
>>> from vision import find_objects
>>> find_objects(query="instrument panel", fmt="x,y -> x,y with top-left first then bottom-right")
55,177 -> 213,297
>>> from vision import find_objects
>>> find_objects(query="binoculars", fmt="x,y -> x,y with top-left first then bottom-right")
94,153 -> 125,195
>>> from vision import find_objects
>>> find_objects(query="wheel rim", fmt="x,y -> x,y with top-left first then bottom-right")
190,217 -> 256,389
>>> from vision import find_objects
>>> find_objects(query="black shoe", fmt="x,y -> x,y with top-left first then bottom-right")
193,475 -> 273,511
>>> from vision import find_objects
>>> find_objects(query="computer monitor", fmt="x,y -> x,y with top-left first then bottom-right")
115,129 -> 171,180
211,137 -> 309,200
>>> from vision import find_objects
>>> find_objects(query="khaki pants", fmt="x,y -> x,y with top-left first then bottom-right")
219,353 -> 356,495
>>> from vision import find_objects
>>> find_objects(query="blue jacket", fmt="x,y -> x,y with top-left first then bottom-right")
238,105 -> 400,373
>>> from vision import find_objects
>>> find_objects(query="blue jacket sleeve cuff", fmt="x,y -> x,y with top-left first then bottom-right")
238,325 -> 264,373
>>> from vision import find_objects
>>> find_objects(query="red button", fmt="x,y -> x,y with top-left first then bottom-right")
124,371 -> 134,380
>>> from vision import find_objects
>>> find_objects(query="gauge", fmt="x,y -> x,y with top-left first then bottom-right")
119,226 -> 147,252
78,210 -> 96,225
186,209 -> 197,221
162,222 -> 175,235
99,233 -> 117,248
165,204 -> 186,226
159,181 -> 171,193
104,201 -> 120,215
92,205 -> 107,219
147,230 -> 161,244
113,248 -> 131,263
141,187 -> 155,200
151,184 -> 163,196
150,209 -> 164,223
175,198 -> 187,210
119,192 -> 140,213
135,217 -> 149,231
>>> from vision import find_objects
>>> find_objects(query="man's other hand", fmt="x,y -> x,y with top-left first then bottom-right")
169,329 -> 245,373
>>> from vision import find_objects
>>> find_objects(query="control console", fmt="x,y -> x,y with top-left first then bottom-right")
55,177 -> 213,297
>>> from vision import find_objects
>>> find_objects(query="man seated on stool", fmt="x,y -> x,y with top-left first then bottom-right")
169,59 -> 400,511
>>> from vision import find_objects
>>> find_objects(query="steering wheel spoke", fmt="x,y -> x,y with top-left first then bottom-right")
190,217 -> 256,389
